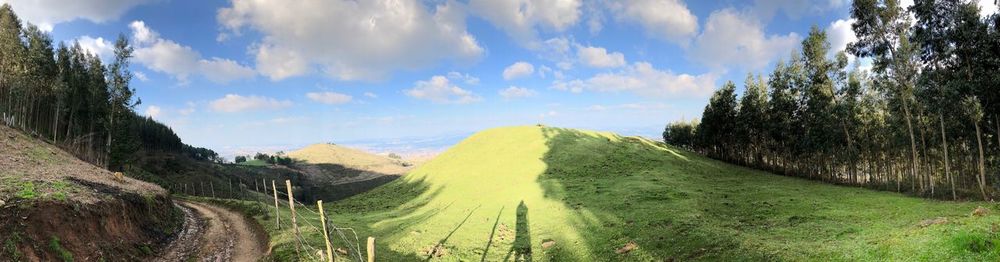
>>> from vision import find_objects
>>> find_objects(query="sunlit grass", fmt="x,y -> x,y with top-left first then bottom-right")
235,125 -> 1000,261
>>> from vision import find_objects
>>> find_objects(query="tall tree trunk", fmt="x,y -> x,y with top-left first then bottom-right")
941,113 -> 955,200
902,99 -> 919,194
974,121 -> 989,201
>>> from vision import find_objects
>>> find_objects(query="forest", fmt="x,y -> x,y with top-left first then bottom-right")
0,4 -> 216,171
666,0 -> 1000,200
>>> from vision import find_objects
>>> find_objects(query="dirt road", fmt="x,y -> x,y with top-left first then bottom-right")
154,200 -> 268,262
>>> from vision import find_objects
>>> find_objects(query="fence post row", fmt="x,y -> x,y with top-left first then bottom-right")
286,180 -> 302,259
272,180 -> 280,229
318,200 -> 334,262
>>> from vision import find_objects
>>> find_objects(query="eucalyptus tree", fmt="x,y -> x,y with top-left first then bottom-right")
850,0 -> 922,192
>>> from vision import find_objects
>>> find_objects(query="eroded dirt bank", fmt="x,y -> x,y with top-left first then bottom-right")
0,189 -> 182,261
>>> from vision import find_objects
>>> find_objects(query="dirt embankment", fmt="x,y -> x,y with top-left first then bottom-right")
0,125 -> 183,261
0,188 -> 182,261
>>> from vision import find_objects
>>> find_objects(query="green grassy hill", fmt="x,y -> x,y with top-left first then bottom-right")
250,125 -> 1000,261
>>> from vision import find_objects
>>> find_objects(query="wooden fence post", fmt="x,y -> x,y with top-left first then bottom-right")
318,200 -> 334,262
367,237 -> 375,262
272,180 -> 280,229
286,180 -> 301,259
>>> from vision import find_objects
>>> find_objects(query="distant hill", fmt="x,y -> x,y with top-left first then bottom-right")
283,143 -> 416,201
320,125 -> 1000,261
287,143 -> 412,175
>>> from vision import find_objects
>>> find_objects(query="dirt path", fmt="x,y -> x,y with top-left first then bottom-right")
154,200 -> 268,262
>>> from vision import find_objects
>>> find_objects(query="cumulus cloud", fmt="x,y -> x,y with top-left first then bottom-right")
144,105 -> 161,118
608,0 -> 698,44
551,62 -> 716,97
827,19 -> 857,59
577,45 -> 626,68
1,0 -> 152,31
503,62 -> 535,80
499,86 -> 538,99
363,92 -> 378,99
75,36 -> 114,61
306,92 -> 353,105
130,21 -> 255,84
405,75 -> 482,104
447,71 -> 480,85
209,94 -> 292,113
688,9 -> 801,70
218,0 -> 483,81
468,0 -> 582,47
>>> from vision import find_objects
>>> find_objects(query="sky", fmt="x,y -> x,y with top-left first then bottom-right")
3,0 -> 998,157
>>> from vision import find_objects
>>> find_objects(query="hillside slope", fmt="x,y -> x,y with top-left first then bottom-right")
308,125 -> 1000,261
288,143 -> 412,176
283,143 -> 413,201
0,125 -> 182,261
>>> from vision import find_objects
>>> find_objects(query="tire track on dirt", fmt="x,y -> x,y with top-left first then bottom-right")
154,200 -> 267,261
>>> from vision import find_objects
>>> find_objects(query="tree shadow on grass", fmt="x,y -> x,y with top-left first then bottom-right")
424,205 -> 480,261
535,127 -> 776,261
480,206 -> 505,262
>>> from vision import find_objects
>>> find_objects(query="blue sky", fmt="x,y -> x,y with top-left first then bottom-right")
5,0 -> 997,157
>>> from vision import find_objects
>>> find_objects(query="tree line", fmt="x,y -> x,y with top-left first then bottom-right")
0,4 -> 201,171
665,0 -> 1000,200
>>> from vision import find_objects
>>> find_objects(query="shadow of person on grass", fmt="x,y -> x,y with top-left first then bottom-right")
503,201 -> 532,262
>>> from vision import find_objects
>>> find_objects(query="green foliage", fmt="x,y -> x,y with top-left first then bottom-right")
16,181 -> 37,199
0,4 -> 202,172
663,120 -> 698,149
3,232 -> 22,261
48,236 -> 73,262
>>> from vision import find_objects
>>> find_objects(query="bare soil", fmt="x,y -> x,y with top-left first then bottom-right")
153,200 -> 268,262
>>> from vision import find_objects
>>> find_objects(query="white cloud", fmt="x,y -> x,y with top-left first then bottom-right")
608,0 -> 698,44
75,36 -> 114,61
130,21 -> 255,84
306,92 -> 353,105
447,71 -> 480,85
144,105 -> 161,118
209,94 -> 292,113
827,19 -> 857,60
363,92 -> 378,99
499,86 -> 538,99
577,45 -> 626,68
218,0 -> 483,81
503,61 -> 535,80
134,71 -> 149,82
468,0 -> 582,47
405,75 -> 482,104
199,58 -> 257,83
1,0 -> 152,31
980,0 -> 999,16
689,9 -> 801,70
551,62 -> 716,97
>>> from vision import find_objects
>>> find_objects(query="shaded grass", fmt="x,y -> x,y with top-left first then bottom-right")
248,126 -> 1000,261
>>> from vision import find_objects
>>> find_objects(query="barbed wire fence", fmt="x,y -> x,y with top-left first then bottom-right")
169,178 -> 373,262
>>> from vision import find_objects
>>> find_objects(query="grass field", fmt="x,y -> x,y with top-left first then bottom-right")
235,125 -> 1000,261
